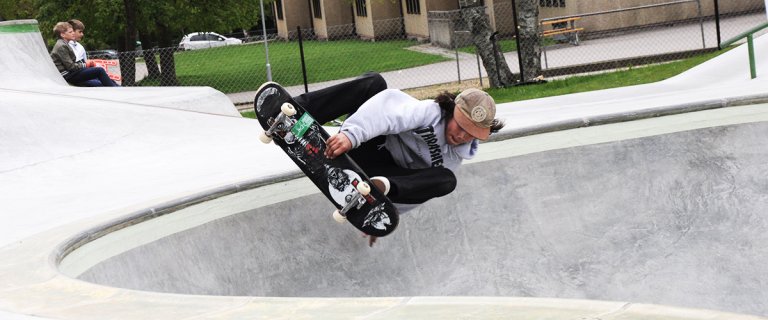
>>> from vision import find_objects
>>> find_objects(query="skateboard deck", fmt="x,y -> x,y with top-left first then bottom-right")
254,82 -> 399,237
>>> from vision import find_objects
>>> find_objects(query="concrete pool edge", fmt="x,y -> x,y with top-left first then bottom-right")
1,103 -> 758,319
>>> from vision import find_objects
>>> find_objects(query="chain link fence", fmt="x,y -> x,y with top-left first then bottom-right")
101,0 -> 767,107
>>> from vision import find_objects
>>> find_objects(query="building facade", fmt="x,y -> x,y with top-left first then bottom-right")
273,0 -> 765,42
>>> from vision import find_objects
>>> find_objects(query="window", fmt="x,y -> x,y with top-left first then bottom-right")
540,0 -> 565,7
405,0 -> 420,14
275,0 -> 284,20
313,0 -> 322,18
356,0 -> 367,17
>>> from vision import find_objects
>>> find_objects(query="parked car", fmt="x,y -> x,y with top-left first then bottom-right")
178,32 -> 243,51
87,49 -> 119,60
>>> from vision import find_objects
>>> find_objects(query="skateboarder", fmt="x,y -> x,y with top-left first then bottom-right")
293,73 -> 504,245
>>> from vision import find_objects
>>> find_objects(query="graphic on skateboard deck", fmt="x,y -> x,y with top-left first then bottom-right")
254,82 -> 399,237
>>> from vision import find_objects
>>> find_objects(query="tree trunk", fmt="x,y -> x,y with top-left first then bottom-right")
142,49 -> 161,80
516,0 -> 542,82
138,31 -> 161,80
461,6 -> 515,88
157,48 -> 179,86
119,0 -> 138,86
118,51 -> 136,86
157,23 -> 179,86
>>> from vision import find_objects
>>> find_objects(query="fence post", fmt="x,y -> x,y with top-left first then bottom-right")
260,0 -> 272,81
696,0 -> 705,48
453,30 -> 464,84
490,31 -> 502,86
714,0 -> 722,49
455,39 -> 462,84
748,34 -> 757,79
298,26 -> 309,93
510,0 -> 525,83
476,52 -> 483,87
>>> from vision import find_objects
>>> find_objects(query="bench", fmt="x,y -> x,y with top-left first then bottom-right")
541,17 -> 583,45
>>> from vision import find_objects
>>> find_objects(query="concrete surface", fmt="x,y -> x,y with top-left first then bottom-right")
75,115 -> 768,316
1,18 -> 768,320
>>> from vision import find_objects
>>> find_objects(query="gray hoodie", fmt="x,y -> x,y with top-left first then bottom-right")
341,89 -> 479,173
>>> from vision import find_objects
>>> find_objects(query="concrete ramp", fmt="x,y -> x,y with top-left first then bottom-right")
69,109 -> 768,316
2,18 -> 768,320
0,20 -> 67,88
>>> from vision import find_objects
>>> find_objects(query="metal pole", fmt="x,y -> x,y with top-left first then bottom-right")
748,34 -> 757,79
455,30 -> 473,84
260,0 -> 272,81
476,52 -> 483,87
455,37 -> 462,84
490,31 -> 502,86
714,0 -> 721,49
298,26 -> 308,93
511,0 -> 525,83
541,34 -> 549,69
696,0 -> 705,48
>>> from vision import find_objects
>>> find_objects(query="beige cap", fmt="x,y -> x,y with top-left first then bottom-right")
453,88 -> 496,140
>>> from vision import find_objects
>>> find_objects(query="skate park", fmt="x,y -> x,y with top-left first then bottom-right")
1,18 -> 768,319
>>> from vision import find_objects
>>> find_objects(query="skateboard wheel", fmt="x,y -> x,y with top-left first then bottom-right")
357,182 -> 371,196
258,132 -> 273,144
332,210 -> 347,223
281,103 -> 297,116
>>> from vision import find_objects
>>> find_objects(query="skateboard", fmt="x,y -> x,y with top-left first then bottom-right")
254,82 -> 399,237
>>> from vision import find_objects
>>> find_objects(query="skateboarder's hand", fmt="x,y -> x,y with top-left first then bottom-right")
325,133 -> 352,159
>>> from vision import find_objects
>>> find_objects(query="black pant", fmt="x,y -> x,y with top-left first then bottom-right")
294,72 -> 456,205
65,67 -> 119,87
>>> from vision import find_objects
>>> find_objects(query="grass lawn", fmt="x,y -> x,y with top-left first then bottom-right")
488,49 -> 727,103
241,49 -> 727,120
139,40 -> 449,94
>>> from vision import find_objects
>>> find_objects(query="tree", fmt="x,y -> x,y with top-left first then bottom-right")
0,0 -> 37,21
461,0 -> 542,88
124,0 -> 264,86
130,0 -> 262,86
515,0 -> 542,83
461,6 -> 515,88
34,0 -> 266,85
119,0 -> 139,85
35,0 -> 123,48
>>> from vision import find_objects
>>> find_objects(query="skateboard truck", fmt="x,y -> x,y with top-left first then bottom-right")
332,182 -> 371,223
259,103 -> 297,144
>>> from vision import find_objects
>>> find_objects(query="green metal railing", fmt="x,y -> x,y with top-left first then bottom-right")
720,21 -> 768,79
0,20 -> 39,33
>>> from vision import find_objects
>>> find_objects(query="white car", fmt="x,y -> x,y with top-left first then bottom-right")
178,32 -> 243,51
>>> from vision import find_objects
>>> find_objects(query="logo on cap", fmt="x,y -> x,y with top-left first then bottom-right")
470,106 -> 488,123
